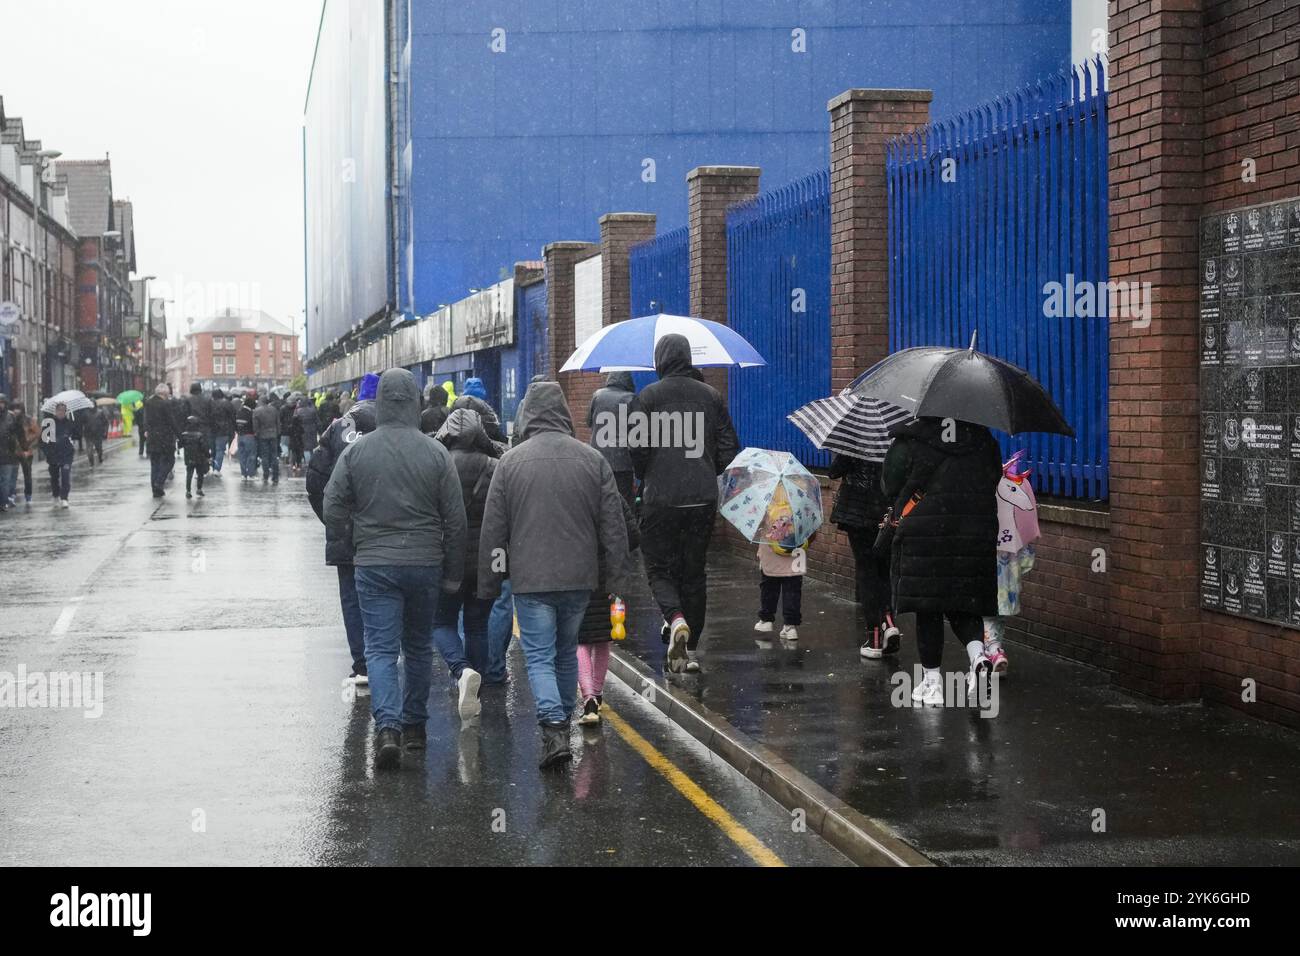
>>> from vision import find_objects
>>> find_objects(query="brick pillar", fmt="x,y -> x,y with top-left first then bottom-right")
543,240 -> 599,422
600,212 -> 657,325
687,166 -> 760,396
1106,0 -> 1204,700
827,89 -> 932,392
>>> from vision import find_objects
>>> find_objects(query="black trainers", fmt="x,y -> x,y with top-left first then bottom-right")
374,728 -> 402,770
538,722 -> 572,769
578,697 -> 600,726
401,723 -> 427,751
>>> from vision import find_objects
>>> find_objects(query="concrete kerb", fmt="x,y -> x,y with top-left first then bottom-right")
607,647 -> 932,868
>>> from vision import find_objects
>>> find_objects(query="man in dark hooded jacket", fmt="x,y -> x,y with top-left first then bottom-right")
307,372 -> 380,688
451,378 -> 507,445
627,333 -> 740,673
420,381 -> 452,436
183,383 -> 214,441
209,389 -> 236,475
587,371 -> 637,506
324,368 -> 467,771
477,381 -> 628,769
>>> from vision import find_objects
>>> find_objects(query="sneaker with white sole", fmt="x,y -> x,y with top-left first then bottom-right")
861,626 -> 885,659
986,645 -> 1009,675
911,671 -> 944,706
881,614 -> 901,655
665,617 -> 690,673
578,697 -> 601,726
685,652 -> 700,673
753,619 -> 773,633
967,654 -> 992,700
779,624 -> 798,641
457,668 -> 482,720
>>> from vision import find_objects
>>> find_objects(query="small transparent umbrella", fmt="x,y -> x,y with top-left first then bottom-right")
719,448 -> 823,551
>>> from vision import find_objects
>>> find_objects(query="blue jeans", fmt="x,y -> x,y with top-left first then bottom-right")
485,579 -> 514,683
0,463 -> 17,503
337,565 -> 366,673
237,435 -> 257,476
513,589 -> 588,725
433,582 -> 492,680
149,451 -> 173,493
210,435 -> 226,472
354,565 -> 440,732
257,437 -> 279,479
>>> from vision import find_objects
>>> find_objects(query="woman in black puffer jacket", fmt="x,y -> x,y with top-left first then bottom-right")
828,453 -> 897,659
881,416 -> 1001,703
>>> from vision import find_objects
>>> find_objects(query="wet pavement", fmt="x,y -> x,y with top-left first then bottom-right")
617,537 -> 1300,866
0,442 -> 847,867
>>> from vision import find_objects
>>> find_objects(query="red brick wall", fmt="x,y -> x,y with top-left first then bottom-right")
544,241 -> 600,430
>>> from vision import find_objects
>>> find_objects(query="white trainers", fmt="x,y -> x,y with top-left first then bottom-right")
779,624 -> 798,641
911,671 -> 944,706
753,620 -> 773,633
60,499 -> 69,509
457,667 -> 482,720
666,617 -> 690,673
967,655 -> 992,700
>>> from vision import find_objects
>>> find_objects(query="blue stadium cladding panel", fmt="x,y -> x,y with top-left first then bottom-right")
405,0 -> 1071,321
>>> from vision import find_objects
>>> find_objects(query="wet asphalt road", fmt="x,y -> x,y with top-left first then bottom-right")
0,441 -> 847,866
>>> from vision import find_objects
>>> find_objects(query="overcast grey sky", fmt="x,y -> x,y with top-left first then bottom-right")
0,0 -> 322,343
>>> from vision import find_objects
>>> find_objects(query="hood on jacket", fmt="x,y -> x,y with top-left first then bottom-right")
441,381 -> 456,405
436,407 -> 493,453
375,368 -> 421,429
451,393 -> 499,425
892,415 -> 989,455
604,371 -> 635,391
462,377 -> 488,401
516,381 -> 574,441
654,333 -> 695,379
358,372 -> 380,402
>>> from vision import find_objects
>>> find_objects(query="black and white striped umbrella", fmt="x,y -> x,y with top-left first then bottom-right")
787,391 -> 911,463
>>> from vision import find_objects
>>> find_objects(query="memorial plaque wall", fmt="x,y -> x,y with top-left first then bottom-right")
1199,197 -> 1300,627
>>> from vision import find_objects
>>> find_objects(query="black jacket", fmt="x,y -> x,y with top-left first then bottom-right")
144,395 -> 179,455
436,408 -> 500,587
628,334 -> 740,508
183,391 -> 215,436
294,403 -> 320,445
234,401 -> 256,437
0,410 -> 24,465
179,428 -> 210,470
881,417 -> 1001,617
211,397 -> 237,440
829,453 -> 890,530
450,395 -> 506,444
420,404 -> 450,436
41,415 -> 77,467
306,399 -> 378,566
587,371 -> 636,474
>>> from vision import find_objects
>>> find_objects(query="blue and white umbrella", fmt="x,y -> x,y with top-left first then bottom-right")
560,313 -> 766,373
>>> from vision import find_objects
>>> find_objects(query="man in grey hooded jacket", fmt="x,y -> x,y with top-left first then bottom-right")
324,368 -> 468,771
478,381 -> 629,769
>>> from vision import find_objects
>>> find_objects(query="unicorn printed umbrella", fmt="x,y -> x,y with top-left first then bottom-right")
719,448 -> 823,551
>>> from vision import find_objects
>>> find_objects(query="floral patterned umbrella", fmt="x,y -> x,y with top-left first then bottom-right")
719,448 -> 823,550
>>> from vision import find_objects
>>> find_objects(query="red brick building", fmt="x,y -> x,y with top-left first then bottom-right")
188,308 -> 301,394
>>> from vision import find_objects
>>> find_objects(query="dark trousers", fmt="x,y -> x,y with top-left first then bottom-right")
86,438 -> 103,465
19,457 -> 33,499
845,525 -> 893,624
257,437 -> 279,479
337,565 -> 366,673
640,504 -> 715,648
47,461 -> 71,500
758,573 -> 803,626
185,463 -> 207,494
915,611 -> 985,669
138,424 -> 146,456
614,470 -> 635,509
149,451 -> 174,493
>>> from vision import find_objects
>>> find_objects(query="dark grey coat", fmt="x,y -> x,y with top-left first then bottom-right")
587,371 -> 636,474
477,382 -> 629,599
323,369 -> 467,582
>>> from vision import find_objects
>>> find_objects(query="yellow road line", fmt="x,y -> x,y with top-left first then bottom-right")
602,704 -> 786,867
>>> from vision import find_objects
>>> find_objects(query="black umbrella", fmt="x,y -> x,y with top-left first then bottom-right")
849,332 -> 1074,437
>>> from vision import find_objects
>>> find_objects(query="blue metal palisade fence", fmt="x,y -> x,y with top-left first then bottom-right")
888,57 -> 1109,500
628,225 -> 690,391
726,168 -> 832,468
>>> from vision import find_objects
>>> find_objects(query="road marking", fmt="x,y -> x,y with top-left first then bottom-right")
602,704 -> 785,868
50,604 -> 80,637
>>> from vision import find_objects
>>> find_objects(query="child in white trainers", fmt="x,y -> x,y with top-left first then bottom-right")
984,452 -> 1040,673
754,536 -> 811,640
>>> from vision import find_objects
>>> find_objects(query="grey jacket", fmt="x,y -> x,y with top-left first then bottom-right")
477,381 -> 629,599
587,371 -> 636,473
323,368 -> 467,582
252,401 -> 280,440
